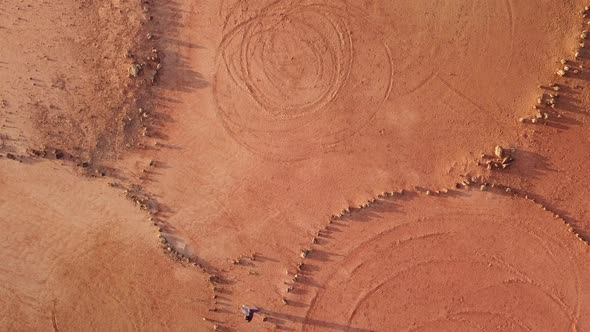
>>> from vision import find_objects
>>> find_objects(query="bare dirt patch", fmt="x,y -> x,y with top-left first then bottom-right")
0,0 -> 160,163
3,0 -> 590,331
297,190 -> 590,331
0,159 -> 211,331
140,0 -> 586,267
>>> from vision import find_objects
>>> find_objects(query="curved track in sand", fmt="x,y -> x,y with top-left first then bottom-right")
214,1 -> 393,160
298,190 -> 590,331
145,0 -> 584,274
213,0 -> 520,161
3,0 -> 590,331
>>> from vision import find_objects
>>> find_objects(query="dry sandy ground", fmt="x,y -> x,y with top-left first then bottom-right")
0,159 -> 211,331
299,189 -> 590,331
3,0 -> 590,331
0,0 -> 159,162
143,0 -> 586,264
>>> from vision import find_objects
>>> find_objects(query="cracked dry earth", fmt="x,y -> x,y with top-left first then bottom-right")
2,0 -> 590,331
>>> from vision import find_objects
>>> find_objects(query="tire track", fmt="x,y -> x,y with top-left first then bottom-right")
214,0 -> 393,161
289,186 -> 590,331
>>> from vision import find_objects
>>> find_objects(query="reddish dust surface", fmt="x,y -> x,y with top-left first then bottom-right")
143,0 -> 585,266
191,188 -> 590,331
3,0 -> 590,331
0,159 -> 211,331
491,81 -> 590,240
297,190 -> 590,331
0,0 -> 158,162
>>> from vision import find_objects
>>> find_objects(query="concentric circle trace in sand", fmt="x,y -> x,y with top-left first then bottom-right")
214,1 -> 393,160
300,192 -> 590,331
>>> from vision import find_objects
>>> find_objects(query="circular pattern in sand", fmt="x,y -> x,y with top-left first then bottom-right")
301,193 -> 590,331
213,0 -> 519,161
214,1 -> 393,160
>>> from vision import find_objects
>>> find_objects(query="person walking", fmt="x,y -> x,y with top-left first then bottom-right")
241,305 -> 260,322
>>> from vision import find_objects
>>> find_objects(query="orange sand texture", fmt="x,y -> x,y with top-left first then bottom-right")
2,0 -> 590,331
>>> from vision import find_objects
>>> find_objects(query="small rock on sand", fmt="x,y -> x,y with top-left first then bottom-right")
128,64 -> 141,77
494,145 -> 504,158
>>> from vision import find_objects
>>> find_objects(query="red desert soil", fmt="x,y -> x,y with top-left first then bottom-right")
298,189 -> 590,331
0,159 -> 211,331
137,0 -> 586,263
2,0 -> 590,331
